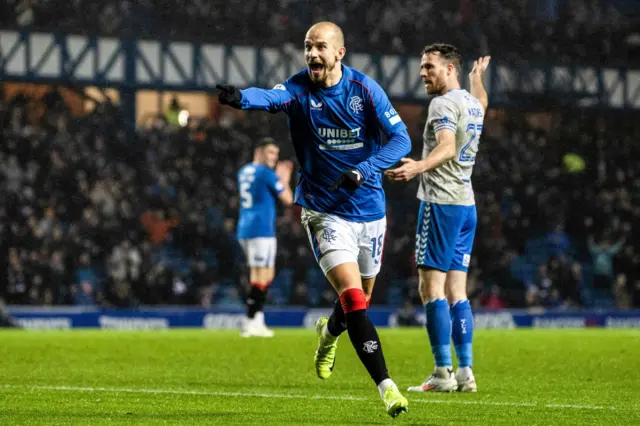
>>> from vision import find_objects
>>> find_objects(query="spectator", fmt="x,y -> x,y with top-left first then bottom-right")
140,209 -> 180,245
589,235 -> 625,292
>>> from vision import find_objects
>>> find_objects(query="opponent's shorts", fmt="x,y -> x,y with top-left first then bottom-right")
415,201 -> 477,272
301,208 -> 386,279
239,237 -> 277,268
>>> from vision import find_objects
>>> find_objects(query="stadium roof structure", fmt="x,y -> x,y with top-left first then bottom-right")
1,30 -> 638,110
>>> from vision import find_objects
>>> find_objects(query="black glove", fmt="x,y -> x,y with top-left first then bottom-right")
216,84 -> 243,109
329,169 -> 364,191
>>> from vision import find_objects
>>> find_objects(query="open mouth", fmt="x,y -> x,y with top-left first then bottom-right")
309,63 -> 324,75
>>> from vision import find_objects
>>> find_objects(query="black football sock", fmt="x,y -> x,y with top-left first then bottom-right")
246,284 -> 267,319
341,288 -> 390,385
327,298 -> 347,337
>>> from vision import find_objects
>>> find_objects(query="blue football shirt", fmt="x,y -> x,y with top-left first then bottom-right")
236,163 -> 284,239
240,64 -> 411,222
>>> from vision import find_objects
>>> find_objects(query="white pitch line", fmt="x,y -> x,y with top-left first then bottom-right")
0,384 -> 621,411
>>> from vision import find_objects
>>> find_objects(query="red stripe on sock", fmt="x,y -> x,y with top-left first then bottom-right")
340,288 -> 367,313
251,282 -> 269,291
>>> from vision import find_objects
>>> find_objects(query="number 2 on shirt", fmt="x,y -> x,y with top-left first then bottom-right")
459,123 -> 483,164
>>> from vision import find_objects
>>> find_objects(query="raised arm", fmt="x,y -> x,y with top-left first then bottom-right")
468,56 -> 490,110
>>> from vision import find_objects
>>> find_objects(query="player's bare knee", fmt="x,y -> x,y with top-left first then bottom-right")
447,293 -> 466,305
445,270 -> 468,303
444,286 -> 452,302
447,288 -> 467,304
418,268 -> 446,302
326,262 -> 362,294
265,268 -> 276,283
424,283 -> 446,301
446,284 -> 467,303
250,267 -> 273,286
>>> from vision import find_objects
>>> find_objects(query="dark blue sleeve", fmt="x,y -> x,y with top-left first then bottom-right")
240,83 -> 297,114
355,78 -> 411,182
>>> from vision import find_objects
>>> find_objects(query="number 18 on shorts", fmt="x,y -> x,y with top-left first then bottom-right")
415,201 -> 477,272
301,208 -> 386,279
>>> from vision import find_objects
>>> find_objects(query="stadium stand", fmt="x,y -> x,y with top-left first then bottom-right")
0,0 -> 638,64
1,86 -> 639,309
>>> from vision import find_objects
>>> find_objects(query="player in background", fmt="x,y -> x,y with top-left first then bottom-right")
237,138 -> 293,338
217,21 -> 410,418
386,45 -> 490,393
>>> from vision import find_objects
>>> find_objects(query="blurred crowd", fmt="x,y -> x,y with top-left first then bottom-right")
384,108 -> 640,311
466,109 -> 640,310
1,0 -> 638,65
0,89 -> 289,308
1,87 -> 639,310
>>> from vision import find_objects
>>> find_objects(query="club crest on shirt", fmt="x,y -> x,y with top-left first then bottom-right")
349,96 -> 363,114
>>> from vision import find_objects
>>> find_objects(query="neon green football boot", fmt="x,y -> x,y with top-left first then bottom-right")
314,317 -> 338,379
382,383 -> 409,418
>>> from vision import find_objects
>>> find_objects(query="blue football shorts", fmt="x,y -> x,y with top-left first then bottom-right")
414,201 -> 477,272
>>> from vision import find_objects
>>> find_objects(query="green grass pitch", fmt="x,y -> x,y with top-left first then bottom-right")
1,328 -> 639,425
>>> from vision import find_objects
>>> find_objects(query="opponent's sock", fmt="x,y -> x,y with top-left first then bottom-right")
341,288 -> 390,385
246,283 -> 268,319
451,299 -> 474,368
326,298 -> 347,338
425,298 -> 452,367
